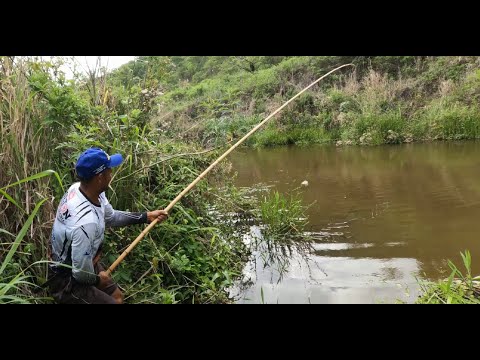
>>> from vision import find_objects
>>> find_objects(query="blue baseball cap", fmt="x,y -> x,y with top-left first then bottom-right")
75,147 -> 123,180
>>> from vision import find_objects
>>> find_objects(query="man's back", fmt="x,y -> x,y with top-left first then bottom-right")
50,182 -> 107,283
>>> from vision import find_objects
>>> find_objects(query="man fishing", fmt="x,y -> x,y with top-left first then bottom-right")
47,147 -> 168,304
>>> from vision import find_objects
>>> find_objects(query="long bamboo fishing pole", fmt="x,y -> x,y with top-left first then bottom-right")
106,63 -> 354,275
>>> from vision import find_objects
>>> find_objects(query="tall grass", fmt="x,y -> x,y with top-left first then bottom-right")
0,58 -> 67,272
416,250 -> 480,304
0,170 -> 62,303
260,190 -> 309,241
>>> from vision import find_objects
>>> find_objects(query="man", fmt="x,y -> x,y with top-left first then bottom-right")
48,147 -> 168,304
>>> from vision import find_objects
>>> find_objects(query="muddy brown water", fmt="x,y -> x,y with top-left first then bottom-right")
228,141 -> 480,303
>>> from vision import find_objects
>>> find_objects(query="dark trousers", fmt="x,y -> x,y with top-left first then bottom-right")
48,263 -> 119,304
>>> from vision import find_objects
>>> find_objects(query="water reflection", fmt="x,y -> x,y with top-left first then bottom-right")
230,222 -> 421,304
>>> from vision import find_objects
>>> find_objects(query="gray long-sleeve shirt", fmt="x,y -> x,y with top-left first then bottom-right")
50,182 -> 147,284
